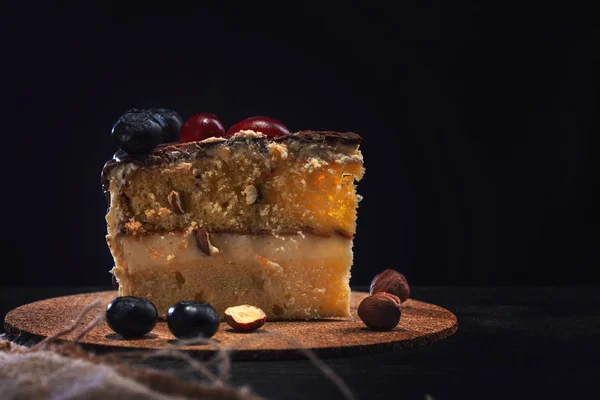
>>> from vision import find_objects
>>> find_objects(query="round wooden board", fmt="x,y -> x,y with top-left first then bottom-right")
4,291 -> 457,360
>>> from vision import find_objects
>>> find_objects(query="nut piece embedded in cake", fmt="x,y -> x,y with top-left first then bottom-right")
167,190 -> 185,214
194,228 -> 220,256
224,305 -> 267,332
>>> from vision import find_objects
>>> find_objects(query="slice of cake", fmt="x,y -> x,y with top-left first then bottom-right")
102,114 -> 364,320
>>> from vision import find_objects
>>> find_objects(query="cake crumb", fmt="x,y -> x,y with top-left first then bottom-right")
268,142 -> 289,160
255,255 -> 283,272
167,254 -> 176,261
304,158 -> 328,173
259,205 -> 270,217
157,207 -> 172,217
125,219 -> 145,235
145,209 -> 157,221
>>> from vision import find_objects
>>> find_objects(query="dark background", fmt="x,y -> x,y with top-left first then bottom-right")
3,2 -> 598,286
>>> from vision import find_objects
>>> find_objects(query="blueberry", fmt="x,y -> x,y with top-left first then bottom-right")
111,109 -> 166,154
167,301 -> 220,339
106,296 -> 158,338
150,108 -> 183,143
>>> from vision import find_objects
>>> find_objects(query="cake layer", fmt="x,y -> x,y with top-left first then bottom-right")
102,131 -> 364,238
110,232 -> 352,319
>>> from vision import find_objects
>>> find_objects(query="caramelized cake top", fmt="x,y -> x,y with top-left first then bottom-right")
102,130 -> 361,192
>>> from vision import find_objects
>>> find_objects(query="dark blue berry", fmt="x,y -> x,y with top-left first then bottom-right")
111,109 -> 166,154
150,108 -> 183,143
167,301 -> 220,339
106,296 -> 158,338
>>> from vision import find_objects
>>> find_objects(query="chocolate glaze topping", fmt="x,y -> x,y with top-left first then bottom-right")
101,130 -> 361,202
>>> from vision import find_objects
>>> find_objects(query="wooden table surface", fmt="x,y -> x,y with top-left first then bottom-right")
2,285 -> 598,399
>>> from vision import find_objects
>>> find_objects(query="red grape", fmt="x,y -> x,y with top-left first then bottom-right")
226,116 -> 290,138
180,113 -> 225,142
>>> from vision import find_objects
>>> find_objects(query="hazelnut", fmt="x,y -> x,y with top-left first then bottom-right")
168,190 -> 185,214
357,292 -> 402,331
369,269 -> 410,302
224,305 -> 267,332
194,228 -> 220,256
243,185 -> 260,205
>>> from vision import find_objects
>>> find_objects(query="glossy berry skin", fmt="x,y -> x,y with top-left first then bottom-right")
150,108 -> 183,143
226,116 -> 290,138
111,109 -> 166,154
167,301 -> 220,339
106,296 -> 158,338
179,113 -> 225,143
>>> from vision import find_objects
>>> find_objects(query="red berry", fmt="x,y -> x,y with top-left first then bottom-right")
179,113 -> 225,143
226,116 -> 290,138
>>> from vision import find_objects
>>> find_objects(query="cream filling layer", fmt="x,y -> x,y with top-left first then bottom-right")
111,231 -> 352,275
109,231 -> 353,319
